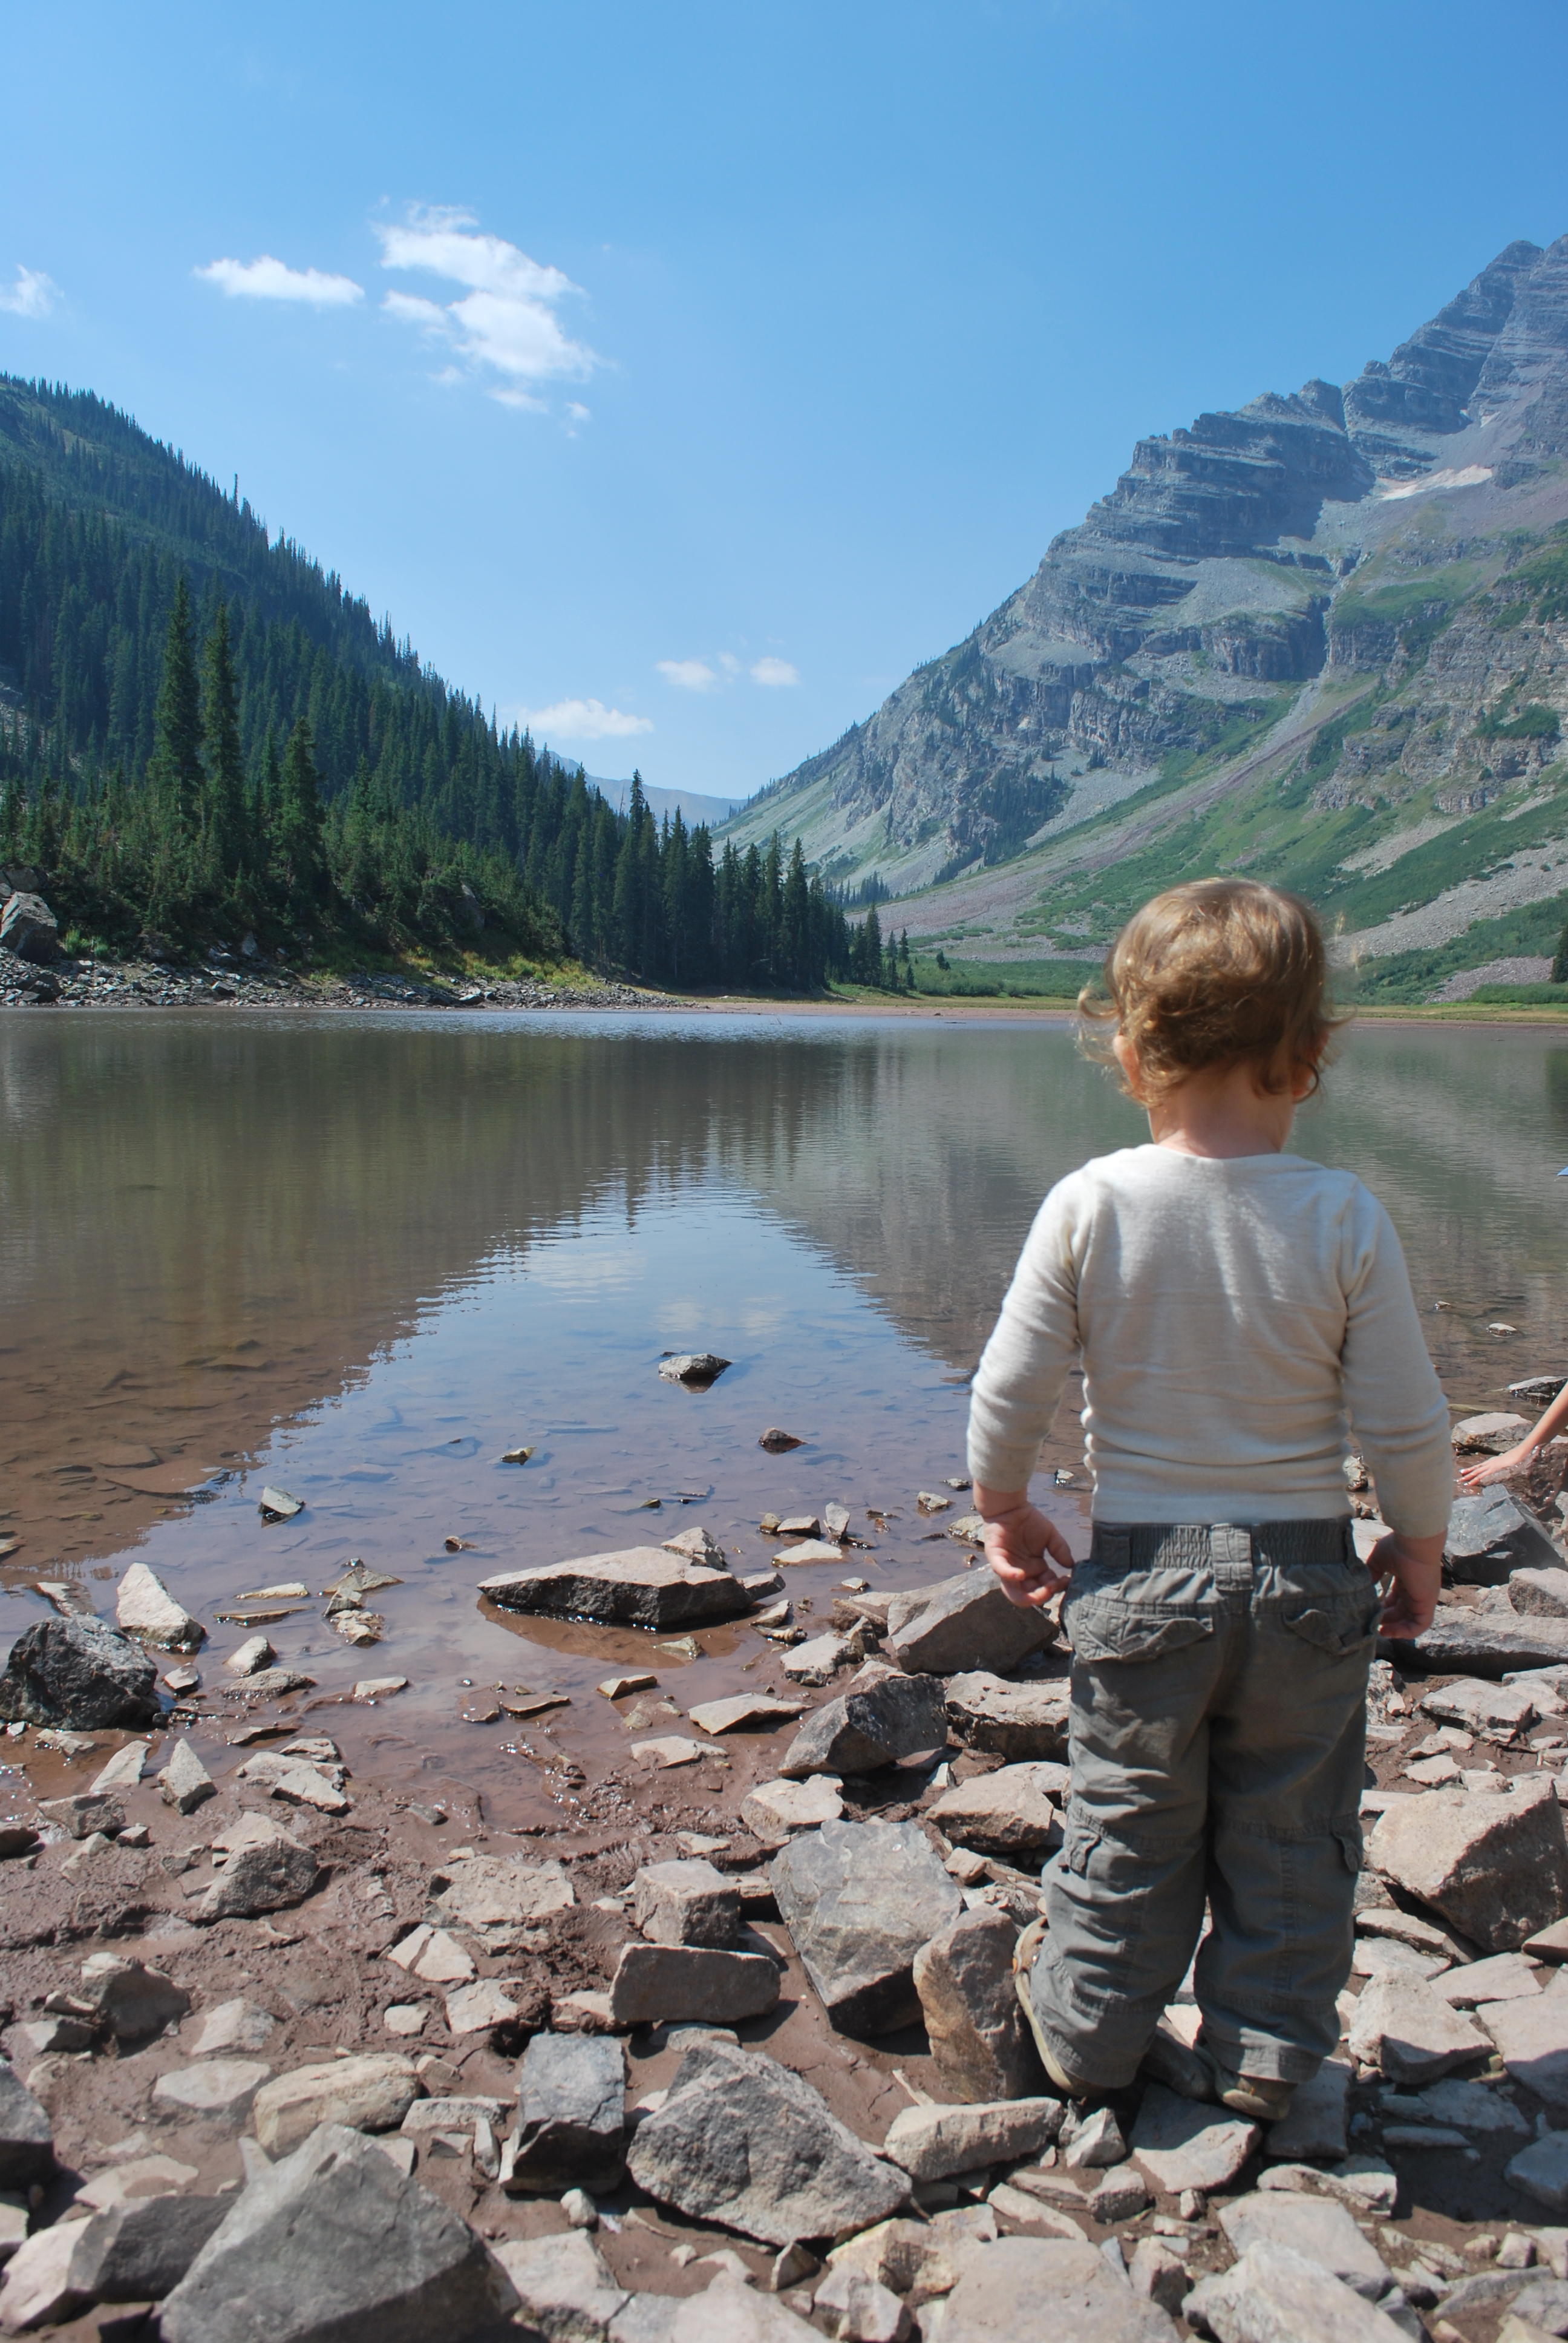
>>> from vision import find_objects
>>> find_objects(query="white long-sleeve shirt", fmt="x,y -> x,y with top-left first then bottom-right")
967,1145 -> 1452,1537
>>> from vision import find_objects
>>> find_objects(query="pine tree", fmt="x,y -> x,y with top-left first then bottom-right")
277,717 -> 326,902
200,598 -> 246,883
148,574 -> 204,830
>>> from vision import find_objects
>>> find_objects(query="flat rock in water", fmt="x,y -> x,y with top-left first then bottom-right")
662,1525 -> 729,1569
626,2037 -> 909,2247
1446,1489 -> 1562,1585
1480,1996 -> 1568,2112
1345,1972 -> 1491,2082
1186,2241 -> 1411,2343
883,2098 -> 1063,2181
1453,1412 -> 1531,1452
771,1816 -> 962,2033
506,2032 -> 625,2195
431,1855 -> 575,1949
1368,1777 -> 1568,1949
929,1761 -> 1067,1856
1266,2057 -> 1350,2161
67,2194 -> 229,2304
945,1670 -> 1073,1761
232,1666 -> 316,1699
609,1944 -> 780,2025
0,1613 -> 160,1728
914,1907 -> 1044,2103
740,1775 -> 844,1844
886,1570 -> 1055,1677
632,1735 -> 724,1768
236,1753 -> 348,1813
90,1741 -> 147,1794
258,1486 -> 304,1519
687,1693 -> 805,1735
929,2235 -> 1178,2341
252,2057 -> 423,2158
657,1352 -> 730,1383
779,1669 -> 948,1776
1219,2191 -> 1391,2297
117,1561 -> 204,1648
0,2060 -> 55,2188
158,2120 -> 517,2343
1388,1610 -> 1568,1676
479,1547 -> 752,1629
759,1428 -> 802,1452
775,1539 -> 844,1565
1130,2087 -> 1259,2194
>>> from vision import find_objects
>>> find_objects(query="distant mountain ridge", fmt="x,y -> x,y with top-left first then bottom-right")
723,237 -> 1568,1000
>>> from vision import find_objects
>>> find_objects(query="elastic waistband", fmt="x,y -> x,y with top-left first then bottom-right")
1090,1519 -> 1354,1571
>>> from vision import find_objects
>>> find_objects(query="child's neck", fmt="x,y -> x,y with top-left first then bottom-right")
1145,1061 -> 1301,1159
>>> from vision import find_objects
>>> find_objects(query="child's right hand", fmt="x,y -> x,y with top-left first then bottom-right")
1365,1529 -> 1446,1639
1458,1441 -> 1535,1490
980,1501 -> 1076,1610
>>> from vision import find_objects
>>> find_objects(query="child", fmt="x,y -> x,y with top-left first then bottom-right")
967,879 -> 1452,2120
1458,1387 -> 1568,1492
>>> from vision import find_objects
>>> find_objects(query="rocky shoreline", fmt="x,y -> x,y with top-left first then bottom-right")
8,1473 -> 1568,2340
0,942 -> 670,1015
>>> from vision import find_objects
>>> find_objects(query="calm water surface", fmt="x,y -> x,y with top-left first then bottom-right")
4,1010 -> 1567,1813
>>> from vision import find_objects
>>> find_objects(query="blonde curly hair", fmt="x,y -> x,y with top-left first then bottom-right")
1079,877 -> 1345,1099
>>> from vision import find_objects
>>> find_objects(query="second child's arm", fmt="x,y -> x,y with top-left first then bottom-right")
1459,1380 -> 1568,1490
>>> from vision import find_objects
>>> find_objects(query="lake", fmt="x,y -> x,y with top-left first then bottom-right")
4,1008 -> 1567,1814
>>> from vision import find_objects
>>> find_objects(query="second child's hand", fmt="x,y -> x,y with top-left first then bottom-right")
975,1483 -> 1075,1610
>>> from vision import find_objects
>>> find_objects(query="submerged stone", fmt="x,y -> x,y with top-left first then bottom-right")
480,1547 -> 753,1629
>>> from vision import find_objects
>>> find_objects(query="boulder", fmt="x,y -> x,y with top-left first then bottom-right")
479,1547 -> 752,1629
1396,1612 -> 1568,1677
0,2062 -> 54,2187
0,1614 -> 160,1728
882,2098 -> 1063,2181
1368,1777 -> 1568,1949
626,2038 -> 909,2247
36,1789 -> 125,1839
1479,1996 -> 1568,2112
885,1571 -> 1054,1677
252,2057 -> 423,2157
742,1775 -> 844,1845
79,1952 -> 190,2040
632,1859 -> 740,1948
926,2235 -> 1178,2341
490,2230 -> 629,2336
430,1855 -> 575,1949
116,1561 -> 204,1648
66,2194 -> 229,2302
158,2122 -> 518,2342
1345,1972 -> 1491,2082
505,2033 -> 625,2195
1186,2241 -> 1412,2343
1446,1490 -> 1561,1585
913,1907 -> 1044,2103
1129,2087 -> 1258,2194
193,1833 -> 321,1922
159,1738 -> 217,1814
1218,2190 -> 1391,2298
779,1670 -> 949,1777
771,1817 -> 962,2033
1512,1570 -> 1568,1619
928,1762 -> 1067,1857
0,891 -> 61,962
945,1671 -> 1073,1762
609,1944 -> 781,2025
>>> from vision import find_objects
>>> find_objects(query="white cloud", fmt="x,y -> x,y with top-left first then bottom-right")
751,657 -> 800,687
566,402 -> 591,423
0,266 -> 60,318
524,698 -> 653,741
719,652 -> 740,674
376,206 -> 596,405
195,255 -> 364,306
657,658 -> 719,693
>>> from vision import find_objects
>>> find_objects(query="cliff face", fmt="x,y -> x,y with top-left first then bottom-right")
728,237 -> 1568,906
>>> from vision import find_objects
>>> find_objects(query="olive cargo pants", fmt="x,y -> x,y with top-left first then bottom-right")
1028,1519 -> 1379,2089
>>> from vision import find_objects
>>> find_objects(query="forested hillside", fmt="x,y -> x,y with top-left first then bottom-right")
0,376 -> 892,989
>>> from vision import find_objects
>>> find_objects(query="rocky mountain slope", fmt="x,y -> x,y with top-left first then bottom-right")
725,237 -> 1568,1000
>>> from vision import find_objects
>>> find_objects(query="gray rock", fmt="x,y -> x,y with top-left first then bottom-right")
68,2195 -> 229,2300
1062,2103 -> 1127,2169
1186,2241 -> 1413,2343
913,1907 -> 1044,2102
657,1352 -> 730,1383
232,1667 -> 317,1699
1368,1777 -> 1568,1950
661,1525 -> 729,1570
615,2276 -> 820,2341
1510,2278 -> 1568,2332
159,1738 -> 217,1814
0,2220 -> 92,2330
1219,2190 -> 1391,2298
191,1999 -> 277,2057
158,2121 -> 517,2342
235,1753 -> 348,1813
480,1545 -> 753,1629
1446,1489 -> 1561,1584
779,1671 -> 949,1777
812,2263 -> 909,2341
1480,1997 -> 1568,2112
924,2235 -> 1177,2341
79,1952 -> 191,2041
1265,2058 -> 1350,2161
35,1789 -> 125,1839
1129,2087 -> 1258,2194
1390,1612 -> 1568,1677
1345,1972 -> 1490,2082
1419,1678 -> 1538,1738
90,1741 -> 148,1794
430,1854 -> 576,1949
1512,1570 -> 1568,1619
0,1614 -> 160,1728
154,2060 -> 273,2122
626,2039 -> 908,2247
0,2061 -> 54,2188
0,891 -> 61,963
1405,2076 -> 1530,2137
506,2033 -> 626,2195
632,1859 -> 740,1948
771,1818 -> 962,2033
1432,1950 -> 1541,2005
192,1833 -> 321,1922
883,2098 -> 1063,2181
885,1572 -> 1054,1677
741,1776 -> 844,1845
928,1762 -> 1066,1857
1507,2131 -> 1568,2210
491,2229 -> 628,2338
116,1561 -> 204,1648
252,2056 -> 423,2157
944,1671 -> 1073,1762
609,1943 -> 780,2025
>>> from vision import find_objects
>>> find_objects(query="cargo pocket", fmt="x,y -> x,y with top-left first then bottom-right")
1069,1600 -> 1215,1665
1282,1594 -> 1380,1656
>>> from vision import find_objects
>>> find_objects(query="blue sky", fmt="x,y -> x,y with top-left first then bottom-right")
4,2 -> 1566,801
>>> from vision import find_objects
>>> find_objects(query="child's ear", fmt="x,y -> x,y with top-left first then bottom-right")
1111,1031 -> 1144,1097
